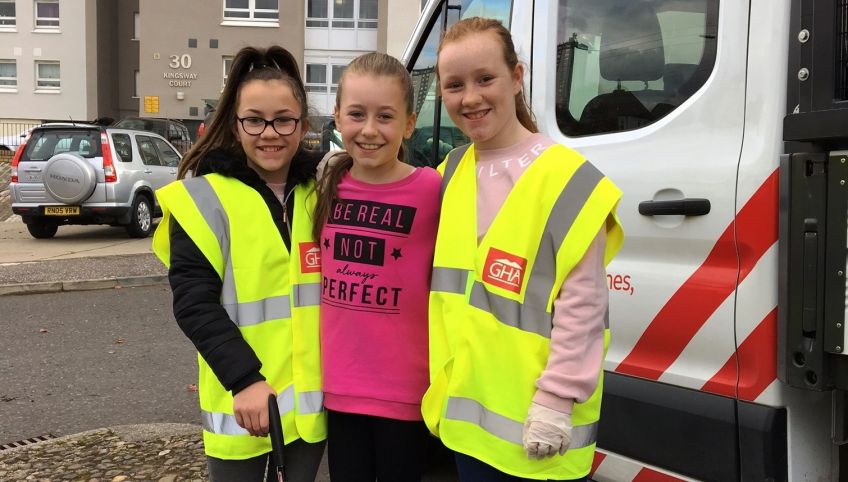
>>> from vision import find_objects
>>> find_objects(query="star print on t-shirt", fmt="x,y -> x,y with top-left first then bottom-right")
391,248 -> 402,260
324,238 -> 331,249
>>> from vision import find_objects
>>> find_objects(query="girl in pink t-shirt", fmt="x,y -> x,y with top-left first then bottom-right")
313,52 -> 441,481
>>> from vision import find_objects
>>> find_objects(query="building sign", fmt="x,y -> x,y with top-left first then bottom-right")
164,72 -> 198,87
163,54 -> 197,87
144,96 -> 160,113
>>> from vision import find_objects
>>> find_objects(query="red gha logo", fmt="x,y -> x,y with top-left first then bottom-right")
300,242 -> 321,273
483,248 -> 527,294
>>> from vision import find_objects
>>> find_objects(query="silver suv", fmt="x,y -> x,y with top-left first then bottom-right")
10,124 -> 181,239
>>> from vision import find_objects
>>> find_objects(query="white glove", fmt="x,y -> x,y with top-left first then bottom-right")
522,402 -> 572,459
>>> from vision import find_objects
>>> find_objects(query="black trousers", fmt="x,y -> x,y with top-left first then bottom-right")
327,409 -> 429,481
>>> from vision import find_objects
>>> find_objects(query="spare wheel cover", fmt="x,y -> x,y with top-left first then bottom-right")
43,153 -> 98,204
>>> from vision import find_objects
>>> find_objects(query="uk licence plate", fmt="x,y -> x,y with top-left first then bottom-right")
44,206 -> 80,216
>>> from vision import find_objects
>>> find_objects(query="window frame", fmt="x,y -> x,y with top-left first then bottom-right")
0,59 -> 17,90
0,0 -> 16,29
34,0 -> 60,30
223,56 -> 233,89
35,60 -> 60,91
305,0 -> 377,30
222,0 -> 279,25
132,12 -> 139,40
305,62 -> 348,94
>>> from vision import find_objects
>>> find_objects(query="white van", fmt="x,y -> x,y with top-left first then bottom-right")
404,1 -> 848,480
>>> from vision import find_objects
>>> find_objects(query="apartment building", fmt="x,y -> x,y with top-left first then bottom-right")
0,0 -> 422,137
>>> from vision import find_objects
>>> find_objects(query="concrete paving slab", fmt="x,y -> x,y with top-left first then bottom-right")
0,218 -> 157,264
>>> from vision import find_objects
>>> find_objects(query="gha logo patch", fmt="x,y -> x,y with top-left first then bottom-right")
300,242 -> 321,273
483,248 -> 526,293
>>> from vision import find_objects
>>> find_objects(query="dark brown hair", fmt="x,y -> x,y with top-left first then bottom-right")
312,52 -> 414,241
437,16 -> 538,133
177,45 -> 311,179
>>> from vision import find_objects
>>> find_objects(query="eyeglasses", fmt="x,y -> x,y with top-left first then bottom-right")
237,116 -> 301,136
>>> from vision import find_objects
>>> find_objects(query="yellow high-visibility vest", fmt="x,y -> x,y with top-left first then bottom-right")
153,173 -> 326,460
422,143 -> 623,479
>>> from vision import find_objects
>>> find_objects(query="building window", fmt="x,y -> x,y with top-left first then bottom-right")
223,0 -> 278,22
305,63 -> 326,93
34,0 -> 60,29
306,0 -> 376,29
223,56 -> 233,88
133,70 -> 139,98
0,60 -> 16,88
35,61 -> 60,90
359,0 -> 377,28
0,0 -> 15,27
306,0 -> 327,27
306,63 -> 347,94
132,12 -> 139,39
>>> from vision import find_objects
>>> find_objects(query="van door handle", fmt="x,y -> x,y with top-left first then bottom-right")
639,198 -> 711,216
143,169 -> 153,174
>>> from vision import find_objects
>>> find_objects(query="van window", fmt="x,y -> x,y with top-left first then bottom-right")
555,0 -> 718,137
407,0 -> 513,167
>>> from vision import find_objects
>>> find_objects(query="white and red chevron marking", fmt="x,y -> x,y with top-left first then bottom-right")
590,450 -> 696,482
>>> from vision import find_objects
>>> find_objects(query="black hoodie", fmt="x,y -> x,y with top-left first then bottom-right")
168,148 -> 322,394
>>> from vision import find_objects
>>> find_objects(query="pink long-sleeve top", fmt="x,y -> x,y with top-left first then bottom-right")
319,167 -> 442,421
475,133 -> 608,415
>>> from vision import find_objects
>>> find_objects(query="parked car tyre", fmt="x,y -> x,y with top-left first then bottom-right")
125,195 -> 153,238
43,153 -> 98,204
26,219 -> 59,239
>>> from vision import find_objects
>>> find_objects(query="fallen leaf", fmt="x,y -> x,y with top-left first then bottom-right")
107,350 -> 116,354
38,328 -> 49,333
187,384 -> 198,392
158,449 -> 171,456
115,338 -> 126,344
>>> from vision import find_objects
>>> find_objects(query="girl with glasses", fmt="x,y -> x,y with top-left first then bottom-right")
153,45 -> 327,481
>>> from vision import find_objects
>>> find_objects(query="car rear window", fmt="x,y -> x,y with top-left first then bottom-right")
22,129 -> 101,161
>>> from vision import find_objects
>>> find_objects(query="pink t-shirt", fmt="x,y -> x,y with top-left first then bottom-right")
320,167 -> 441,420
476,133 -> 608,414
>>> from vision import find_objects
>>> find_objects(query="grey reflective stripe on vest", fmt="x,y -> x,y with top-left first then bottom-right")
431,267 -> 470,294
299,390 -> 324,414
202,385 -> 296,435
293,283 -> 321,307
445,396 -> 598,449
440,144 -> 471,201
183,177 -> 238,311
223,295 -> 291,327
183,177 -> 297,327
466,161 -> 605,338
469,281 -> 553,337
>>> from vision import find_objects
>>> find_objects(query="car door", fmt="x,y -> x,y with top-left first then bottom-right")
135,135 -> 173,191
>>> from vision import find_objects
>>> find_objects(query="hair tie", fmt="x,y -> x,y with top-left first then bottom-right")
249,59 -> 281,72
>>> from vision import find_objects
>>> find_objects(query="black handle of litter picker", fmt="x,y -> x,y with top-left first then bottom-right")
268,394 -> 286,481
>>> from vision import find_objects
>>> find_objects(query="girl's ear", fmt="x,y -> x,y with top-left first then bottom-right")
404,112 -> 417,139
512,62 -> 525,96
333,105 -> 341,127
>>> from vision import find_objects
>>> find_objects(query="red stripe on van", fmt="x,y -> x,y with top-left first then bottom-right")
702,308 -> 778,400
590,451 -> 606,478
615,170 -> 779,380
631,467 -> 687,482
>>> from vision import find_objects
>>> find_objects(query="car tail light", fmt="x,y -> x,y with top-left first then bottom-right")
10,142 -> 25,183
101,131 -> 117,182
